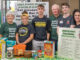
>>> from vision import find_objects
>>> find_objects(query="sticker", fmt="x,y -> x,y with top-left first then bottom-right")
67,20 -> 70,24
60,20 -> 63,24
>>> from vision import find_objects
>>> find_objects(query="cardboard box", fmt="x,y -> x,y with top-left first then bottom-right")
44,41 -> 55,58
7,40 -> 16,47
0,40 -> 6,59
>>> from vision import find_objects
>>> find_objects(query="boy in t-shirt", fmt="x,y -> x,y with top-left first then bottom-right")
32,4 -> 51,50
16,11 -> 34,50
57,3 -> 75,34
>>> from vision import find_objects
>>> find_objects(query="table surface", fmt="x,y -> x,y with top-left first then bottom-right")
1,55 -> 72,60
1,52 -> 72,60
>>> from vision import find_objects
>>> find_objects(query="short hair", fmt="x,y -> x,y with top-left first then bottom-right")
6,10 -> 15,17
52,4 -> 60,10
37,4 -> 44,8
22,10 -> 28,14
61,3 -> 70,8
21,10 -> 29,17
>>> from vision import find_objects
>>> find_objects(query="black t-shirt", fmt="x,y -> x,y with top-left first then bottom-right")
16,24 -> 34,43
75,24 -> 80,28
32,16 -> 51,41
58,15 -> 75,27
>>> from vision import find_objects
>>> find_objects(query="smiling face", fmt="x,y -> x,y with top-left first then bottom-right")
62,5 -> 70,14
74,12 -> 80,23
21,16 -> 29,25
52,5 -> 60,16
6,14 -> 14,24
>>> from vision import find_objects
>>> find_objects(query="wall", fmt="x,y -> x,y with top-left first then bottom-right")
42,0 -> 79,16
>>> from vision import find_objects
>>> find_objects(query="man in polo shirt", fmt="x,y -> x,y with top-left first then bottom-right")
49,4 -> 61,51
57,3 -> 75,34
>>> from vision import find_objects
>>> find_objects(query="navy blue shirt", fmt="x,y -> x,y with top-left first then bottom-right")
75,24 -> 80,28
32,16 -> 51,41
58,15 -> 75,27
16,24 -> 34,43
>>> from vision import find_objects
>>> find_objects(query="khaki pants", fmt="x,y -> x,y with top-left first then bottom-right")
33,40 -> 46,50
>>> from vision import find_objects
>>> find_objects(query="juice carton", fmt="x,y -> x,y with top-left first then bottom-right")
44,41 -> 55,58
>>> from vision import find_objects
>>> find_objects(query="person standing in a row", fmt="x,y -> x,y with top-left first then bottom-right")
16,11 -> 34,50
73,9 -> 80,28
32,4 -> 51,50
57,3 -> 75,34
49,4 -> 61,51
0,11 -> 17,40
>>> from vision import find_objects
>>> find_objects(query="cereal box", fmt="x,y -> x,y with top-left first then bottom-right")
44,41 -> 55,58
0,40 -> 6,59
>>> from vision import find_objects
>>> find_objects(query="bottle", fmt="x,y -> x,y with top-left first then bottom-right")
38,50 -> 42,58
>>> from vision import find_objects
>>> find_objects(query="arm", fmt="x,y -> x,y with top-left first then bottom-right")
23,34 -> 34,44
57,26 -> 59,35
0,34 -> 3,38
70,16 -> 76,28
46,19 -> 51,41
0,24 -> 4,38
70,25 -> 75,28
47,33 -> 50,41
23,24 -> 34,44
16,33 -> 20,44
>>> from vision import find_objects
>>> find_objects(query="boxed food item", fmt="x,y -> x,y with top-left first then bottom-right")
0,40 -> 6,59
0,37 -> 8,42
24,50 -> 32,58
7,40 -> 16,47
44,41 -> 55,58
13,44 -> 26,56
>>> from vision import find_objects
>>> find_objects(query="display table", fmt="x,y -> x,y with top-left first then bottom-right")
1,55 -> 72,60
1,58 -> 72,60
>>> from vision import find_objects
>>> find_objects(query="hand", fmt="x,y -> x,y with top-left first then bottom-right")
47,40 -> 49,41
22,42 -> 26,45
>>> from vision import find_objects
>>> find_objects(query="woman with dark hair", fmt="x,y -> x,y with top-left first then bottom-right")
73,9 -> 80,28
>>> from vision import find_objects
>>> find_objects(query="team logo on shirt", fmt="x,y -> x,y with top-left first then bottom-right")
19,27 -> 28,36
60,20 -> 63,24
51,20 -> 58,28
35,22 -> 46,27
67,20 -> 70,24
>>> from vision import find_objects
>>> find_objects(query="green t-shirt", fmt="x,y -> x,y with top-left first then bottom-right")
0,22 -> 17,40
49,15 -> 61,40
